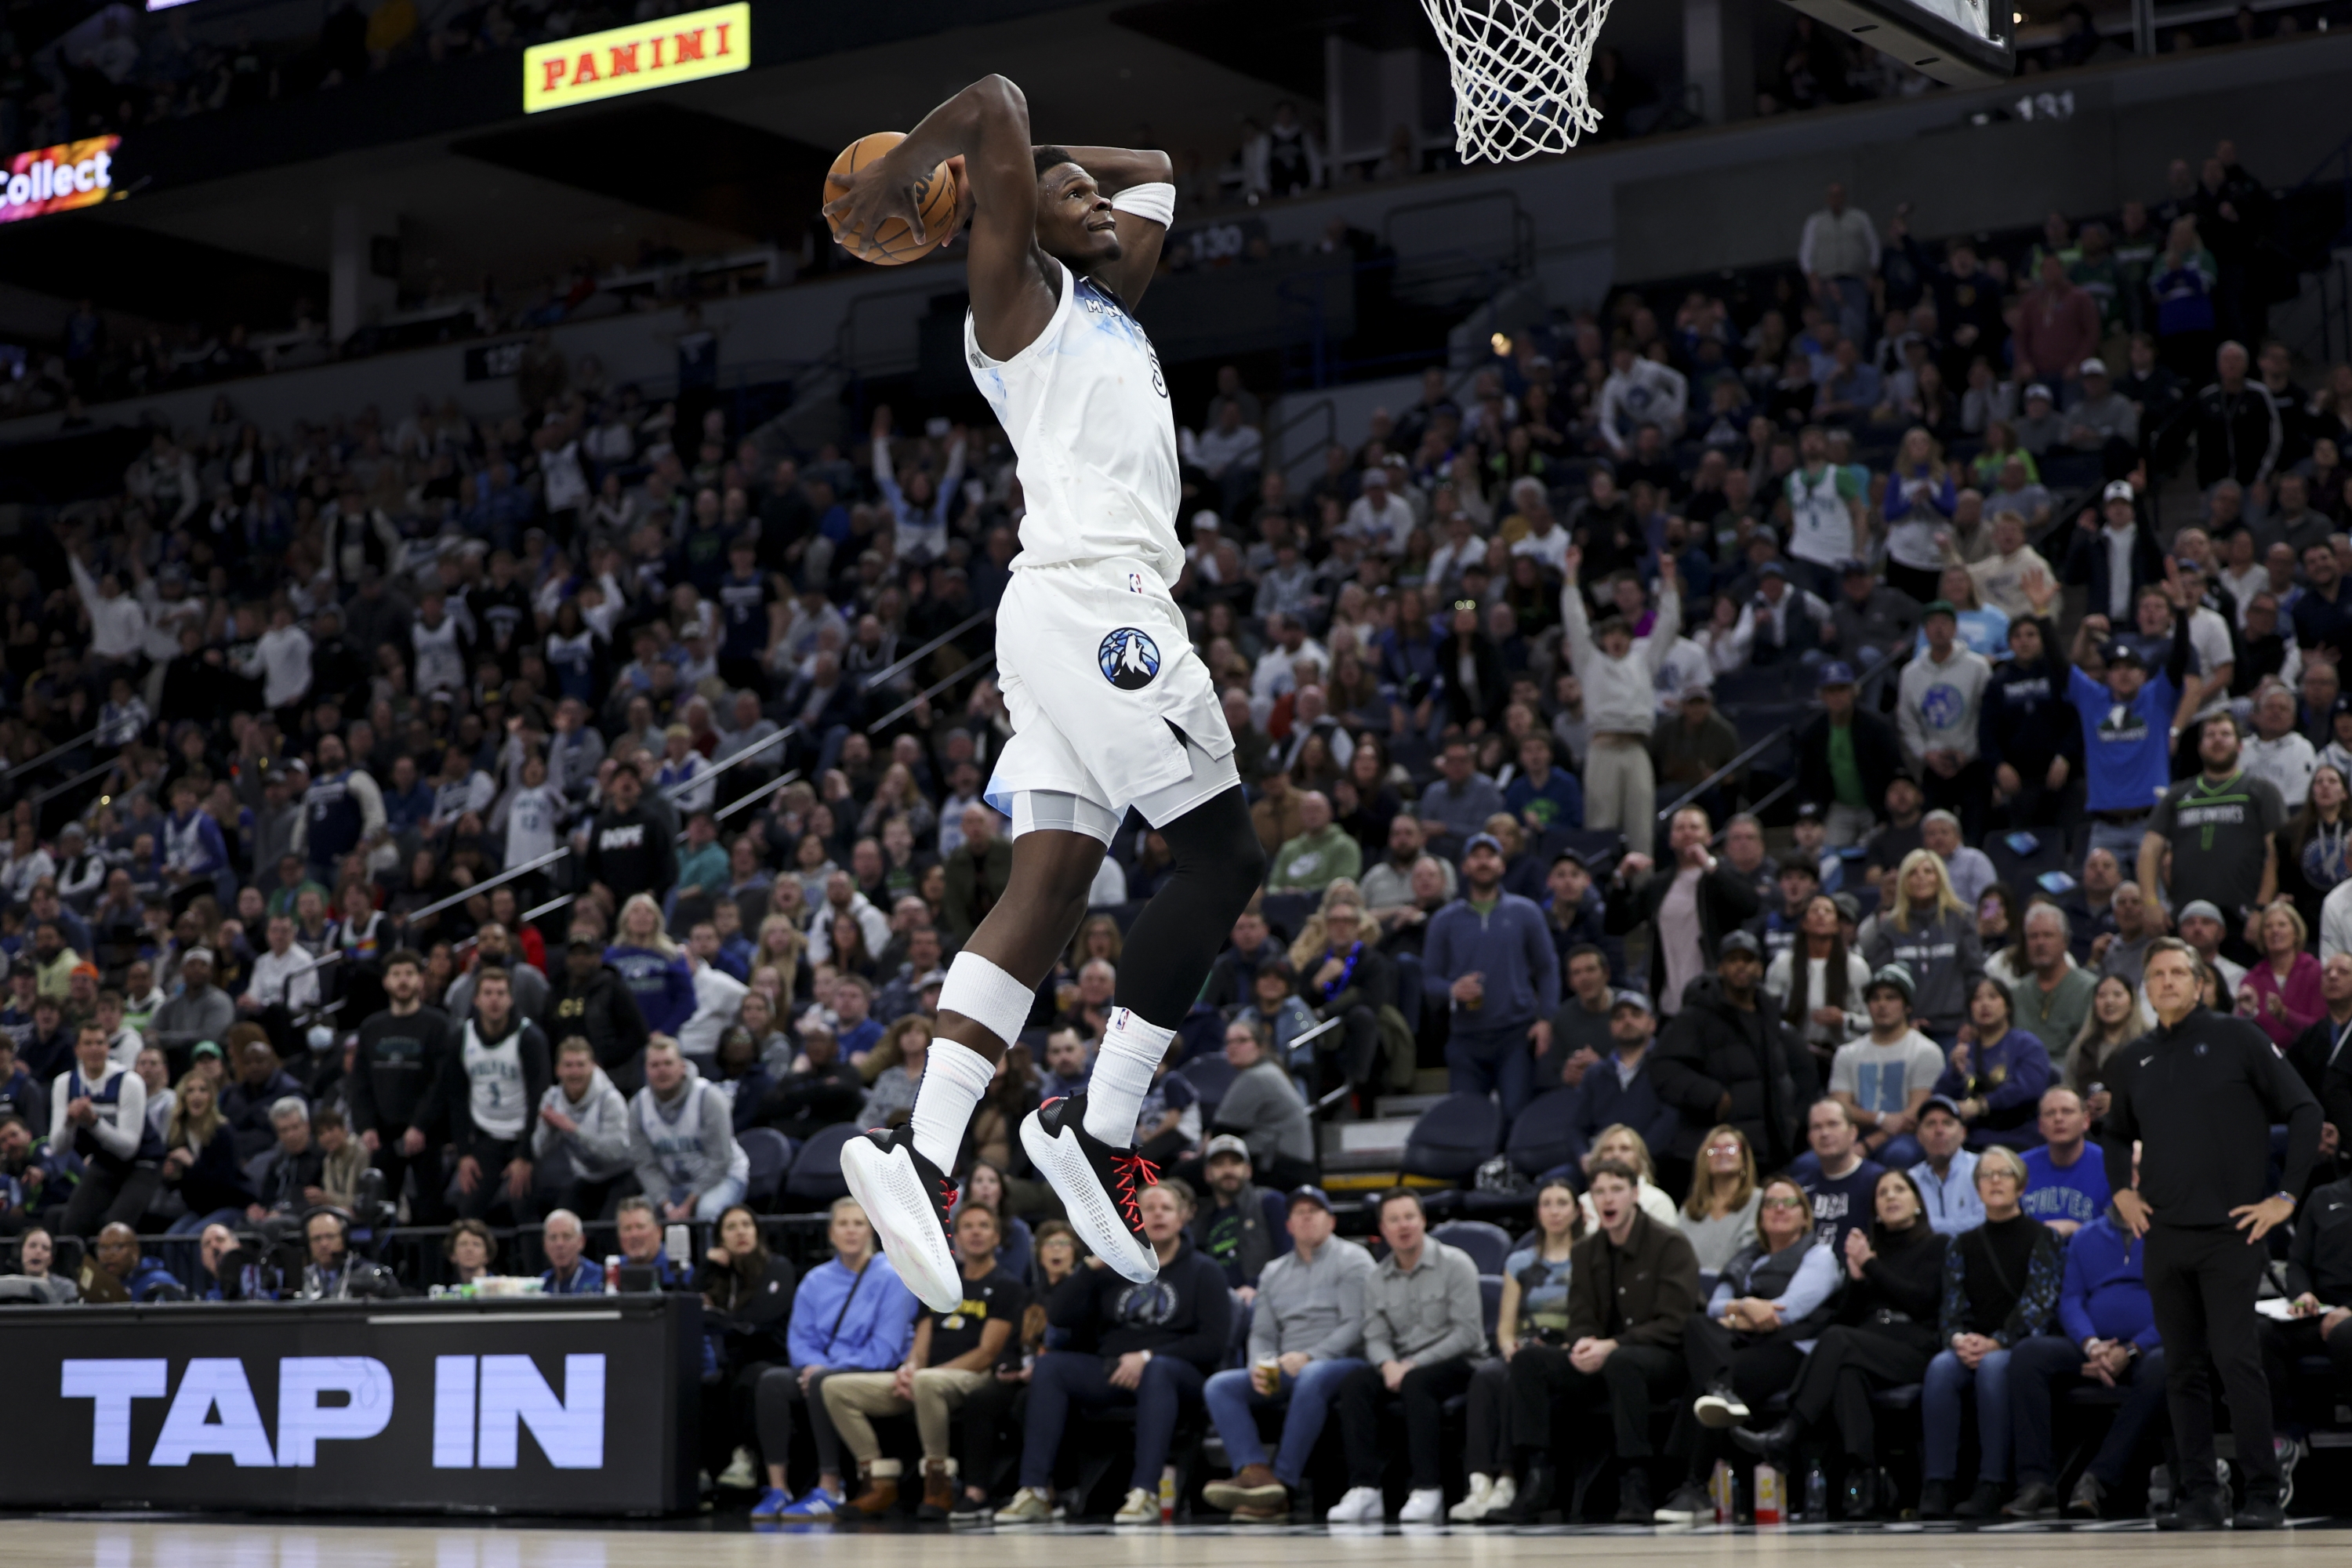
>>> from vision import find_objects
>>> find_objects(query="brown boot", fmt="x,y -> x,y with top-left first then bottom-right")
917,1458 -> 958,1522
837,1459 -> 901,1520
1204,1463 -> 1287,1513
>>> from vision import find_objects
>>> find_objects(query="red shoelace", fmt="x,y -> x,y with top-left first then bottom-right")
1109,1150 -> 1161,1229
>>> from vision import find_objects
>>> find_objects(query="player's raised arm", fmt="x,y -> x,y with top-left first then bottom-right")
822,74 -> 1055,360
1043,145 -> 1174,306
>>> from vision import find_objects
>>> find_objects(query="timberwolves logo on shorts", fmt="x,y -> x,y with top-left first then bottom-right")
1098,627 -> 1161,689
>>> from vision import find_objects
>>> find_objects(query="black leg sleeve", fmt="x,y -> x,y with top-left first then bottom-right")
1114,786 -> 1266,1026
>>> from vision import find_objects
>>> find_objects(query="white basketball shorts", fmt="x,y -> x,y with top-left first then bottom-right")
983,557 -> 1239,844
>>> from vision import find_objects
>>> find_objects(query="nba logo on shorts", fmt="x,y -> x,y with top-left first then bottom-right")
1098,628 -> 1160,689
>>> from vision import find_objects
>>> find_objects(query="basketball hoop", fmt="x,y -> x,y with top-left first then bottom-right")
1421,0 -> 1609,162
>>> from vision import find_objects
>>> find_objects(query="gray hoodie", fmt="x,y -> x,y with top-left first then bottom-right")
532,1063 -> 633,1179
1247,1233 -> 1375,1363
627,1058 -> 750,1202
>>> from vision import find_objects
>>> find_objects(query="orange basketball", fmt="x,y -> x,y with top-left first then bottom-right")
825,132 -> 961,266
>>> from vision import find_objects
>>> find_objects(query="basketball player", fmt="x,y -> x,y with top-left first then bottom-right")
824,75 -> 1265,1311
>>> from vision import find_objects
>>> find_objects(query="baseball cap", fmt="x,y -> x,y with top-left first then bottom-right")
567,933 -> 600,951
1817,661 -> 1857,688
914,968 -> 949,989
1610,989 -> 1654,1015
191,1040 -> 223,1061
1838,557 -> 1872,576
2103,480 -> 2136,503
2176,899 -> 2225,926
1866,962 -> 1916,1001
181,946 -> 215,967
1759,561 -> 1788,580
1287,1184 -> 1336,1214
1795,801 -> 1825,823
1464,832 -> 1506,858
1921,599 -> 1958,620
1551,847 -> 1588,870
1831,892 -> 1863,924
2103,640 -> 2145,667
1205,1134 -> 1253,1163
1919,1094 -> 1965,1123
1719,931 -> 1763,959
2024,383 -> 2054,403
2080,357 -> 2108,377
1192,510 -> 1222,532
2333,694 -> 2352,719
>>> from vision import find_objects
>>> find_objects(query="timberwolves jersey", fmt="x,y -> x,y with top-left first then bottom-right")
964,259 -> 1180,584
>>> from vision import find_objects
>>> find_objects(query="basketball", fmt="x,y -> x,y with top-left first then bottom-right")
824,132 -> 962,266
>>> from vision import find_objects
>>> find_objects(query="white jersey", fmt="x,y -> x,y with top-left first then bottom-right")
412,615 -> 465,696
965,260 -> 1181,583
461,1020 -> 527,1142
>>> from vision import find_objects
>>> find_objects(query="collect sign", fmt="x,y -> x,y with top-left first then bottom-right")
0,1295 -> 697,1514
523,3 -> 749,113
0,136 -> 122,224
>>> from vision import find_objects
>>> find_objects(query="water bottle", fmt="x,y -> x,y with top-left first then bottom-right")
1805,1463 -> 1828,1523
1159,1465 -> 1176,1523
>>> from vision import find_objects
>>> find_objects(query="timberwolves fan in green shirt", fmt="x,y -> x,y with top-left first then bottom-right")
2140,714 -> 2285,935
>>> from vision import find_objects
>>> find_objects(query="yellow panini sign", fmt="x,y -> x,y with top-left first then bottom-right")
524,3 -> 749,112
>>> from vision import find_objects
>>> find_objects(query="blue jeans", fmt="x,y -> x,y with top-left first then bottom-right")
682,1175 -> 746,1221
1925,1345 -> 2013,1482
2086,817 -> 2151,874
1022,1351 -> 1207,1492
1446,1020 -> 1534,1122
1203,1358 -> 1365,1486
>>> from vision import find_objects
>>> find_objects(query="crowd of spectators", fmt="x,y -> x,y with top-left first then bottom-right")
5,132 -> 2352,1525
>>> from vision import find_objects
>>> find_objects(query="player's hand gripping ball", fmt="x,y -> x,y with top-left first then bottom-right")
824,132 -> 965,265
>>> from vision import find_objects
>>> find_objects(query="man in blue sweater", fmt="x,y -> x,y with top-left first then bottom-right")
1425,833 -> 1561,1121
2002,1202 -> 2167,1519
2019,1087 -> 2111,1238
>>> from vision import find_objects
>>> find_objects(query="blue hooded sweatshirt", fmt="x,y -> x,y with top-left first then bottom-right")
786,1251 -> 919,1370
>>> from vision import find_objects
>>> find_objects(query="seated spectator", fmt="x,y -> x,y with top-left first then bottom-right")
192,1221 -> 270,1301
2003,1197 -> 2167,1519
158,1071 -> 249,1236
1294,899 -> 1392,1102
1327,1190 -> 1483,1523
1203,1184 -> 1376,1521
1450,1179 -> 1580,1522
2018,1087 -> 2111,1236
1663,1174 -> 1837,1514
1206,1019 -> 1318,1192
1496,1161 -> 1699,1524
2240,898 -> 2324,1051
613,1195 -> 690,1289
538,1207 -> 601,1295
220,1033 -> 305,1162
1795,1098 -> 1886,1250
1864,850 -> 1986,1043
699,1204 -> 799,1495
5,1224 -> 77,1301
1577,1122 -> 1679,1232
628,1038 -> 750,1223
1907,1095 -> 1985,1236
754,1199 -> 918,1519
248,1097 -> 328,1219
295,1207 -> 398,1300
1678,1125 -> 1763,1279
994,1180 -> 1231,1525
1921,810 -> 1998,909
1189,1134 -> 1292,1294
2063,974 -> 2154,1108
1568,989 -> 1679,1174
2007,905 -> 2096,1058
445,1218 -> 499,1287
1268,791 -> 1360,895
532,1037 -> 636,1221
1934,977 -> 2051,1147
1732,1168 -> 1949,1518
822,1202 -> 1020,1520
1918,1146 -> 2063,1519
1823,964 -> 1944,1171
1649,927 -> 1816,1180
753,1017 -> 866,1141
93,1219 -> 179,1301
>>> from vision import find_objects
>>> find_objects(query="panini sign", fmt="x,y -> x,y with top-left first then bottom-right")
524,3 -> 748,113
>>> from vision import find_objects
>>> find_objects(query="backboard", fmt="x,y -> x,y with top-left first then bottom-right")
1777,0 -> 2016,86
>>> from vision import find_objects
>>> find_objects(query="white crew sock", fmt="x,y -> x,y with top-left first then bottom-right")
910,1037 -> 997,1173
1082,1007 -> 1177,1146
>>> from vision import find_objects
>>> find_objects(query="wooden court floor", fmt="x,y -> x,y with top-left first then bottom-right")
2,1516 -> 2347,1568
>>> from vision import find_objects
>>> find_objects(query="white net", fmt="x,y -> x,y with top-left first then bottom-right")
1421,0 -> 1610,163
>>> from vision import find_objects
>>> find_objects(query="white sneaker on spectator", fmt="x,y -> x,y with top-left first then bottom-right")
1326,1486 -> 1385,1524
1449,1475 -> 1494,1522
1399,1488 -> 1444,1523
2276,1435 -> 2303,1511
1113,1487 -> 1160,1524
993,1487 -> 1054,1523
716,1446 -> 758,1490
1693,1381 -> 1750,1428
1484,1475 -> 1517,1517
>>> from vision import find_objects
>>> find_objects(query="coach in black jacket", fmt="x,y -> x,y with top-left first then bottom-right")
1648,935 -> 1817,1173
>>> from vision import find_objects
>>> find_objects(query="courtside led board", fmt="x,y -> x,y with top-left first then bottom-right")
524,3 -> 748,113
0,136 -> 122,224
